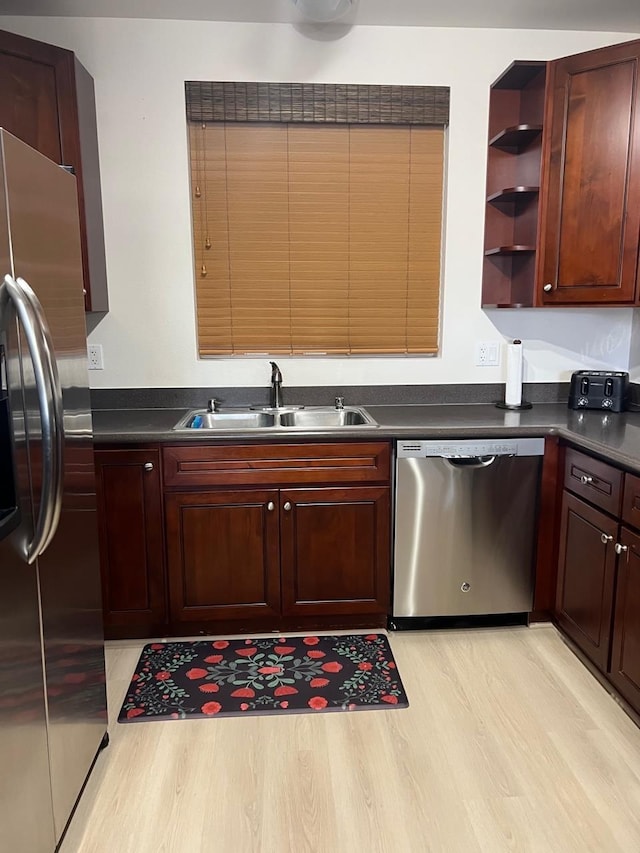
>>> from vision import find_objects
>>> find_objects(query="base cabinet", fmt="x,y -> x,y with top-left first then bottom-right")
94,448 -> 167,638
162,441 -> 392,633
165,489 -> 281,624
280,487 -> 390,617
555,492 -> 617,671
555,447 -> 640,718
610,526 -> 640,710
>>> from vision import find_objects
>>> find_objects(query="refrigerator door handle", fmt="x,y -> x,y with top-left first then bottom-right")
0,275 -> 64,562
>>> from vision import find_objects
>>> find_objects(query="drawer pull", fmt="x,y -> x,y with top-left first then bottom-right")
615,542 -> 628,555
144,462 -> 154,471
283,501 -> 292,511
580,474 -> 594,485
600,533 -> 613,544
267,501 -> 275,511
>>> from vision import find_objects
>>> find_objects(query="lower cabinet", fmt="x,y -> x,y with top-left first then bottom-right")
556,492 -> 617,671
165,484 -> 391,628
280,486 -> 390,617
96,440 -> 392,637
610,526 -> 640,710
165,489 -> 281,623
555,447 -> 640,718
94,448 -> 167,638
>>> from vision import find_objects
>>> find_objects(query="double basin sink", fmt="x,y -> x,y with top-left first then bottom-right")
173,405 -> 378,432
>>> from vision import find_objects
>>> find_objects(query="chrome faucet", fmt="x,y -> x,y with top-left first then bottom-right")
269,361 -> 283,408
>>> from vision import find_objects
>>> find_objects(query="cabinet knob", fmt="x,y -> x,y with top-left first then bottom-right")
144,462 -> 154,471
283,501 -> 292,511
580,475 -> 594,485
267,501 -> 275,511
601,533 -> 613,544
615,542 -> 629,554
543,283 -> 553,293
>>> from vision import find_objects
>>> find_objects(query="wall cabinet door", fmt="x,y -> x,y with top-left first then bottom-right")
95,449 -> 166,638
0,28 -> 108,311
555,491 -> 617,671
609,526 -> 640,709
165,489 -> 281,624
539,41 -> 640,304
280,486 -> 390,617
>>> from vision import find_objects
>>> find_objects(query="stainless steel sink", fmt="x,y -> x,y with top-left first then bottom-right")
279,407 -> 376,428
173,410 -> 277,430
172,405 -> 377,431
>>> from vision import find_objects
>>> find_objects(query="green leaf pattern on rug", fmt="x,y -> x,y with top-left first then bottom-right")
203,652 -> 325,690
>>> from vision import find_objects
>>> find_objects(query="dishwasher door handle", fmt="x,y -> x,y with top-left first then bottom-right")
444,455 -> 498,469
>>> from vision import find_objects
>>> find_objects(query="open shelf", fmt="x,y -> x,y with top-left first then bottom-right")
485,245 -> 536,257
489,124 -> 543,151
487,186 -> 539,204
482,60 -> 547,308
491,60 -> 547,90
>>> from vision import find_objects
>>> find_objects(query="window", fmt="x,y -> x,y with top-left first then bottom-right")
186,83 -> 449,356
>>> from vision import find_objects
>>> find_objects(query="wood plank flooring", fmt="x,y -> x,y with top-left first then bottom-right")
60,626 -> 640,852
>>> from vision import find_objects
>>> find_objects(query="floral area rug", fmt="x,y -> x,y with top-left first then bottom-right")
118,633 -> 408,721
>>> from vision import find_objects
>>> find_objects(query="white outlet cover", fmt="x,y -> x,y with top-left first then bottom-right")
88,344 -> 104,370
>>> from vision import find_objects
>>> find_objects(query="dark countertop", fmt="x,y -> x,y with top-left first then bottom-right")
92,403 -> 640,473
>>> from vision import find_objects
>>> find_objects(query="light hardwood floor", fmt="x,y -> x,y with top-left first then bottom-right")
60,625 -> 640,853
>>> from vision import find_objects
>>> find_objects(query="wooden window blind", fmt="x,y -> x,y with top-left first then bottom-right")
189,122 -> 444,355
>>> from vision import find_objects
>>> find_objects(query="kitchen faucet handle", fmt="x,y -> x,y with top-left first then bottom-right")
335,395 -> 345,409
207,397 -> 220,412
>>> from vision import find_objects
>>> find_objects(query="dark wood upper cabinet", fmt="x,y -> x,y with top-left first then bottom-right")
482,39 -> 640,309
0,28 -> 108,312
539,40 -> 640,305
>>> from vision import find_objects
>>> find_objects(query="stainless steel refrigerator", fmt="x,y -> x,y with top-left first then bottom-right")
0,129 -> 107,852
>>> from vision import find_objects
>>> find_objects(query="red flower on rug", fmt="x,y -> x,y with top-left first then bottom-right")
201,702 -> 222,715
231,687 -> 255,698
186,668 -> 208,680
274,686 -> 298,696
321,662 -> 342,673
303,637 -> 320,646
308,696 -> 328,710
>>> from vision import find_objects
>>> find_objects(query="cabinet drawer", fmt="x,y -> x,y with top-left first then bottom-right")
563,448 -> 622,515
163,442 -> 391,488
622,473 -> 640,530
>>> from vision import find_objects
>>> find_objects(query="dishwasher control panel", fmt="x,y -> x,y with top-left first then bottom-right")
397,438 -> 545,458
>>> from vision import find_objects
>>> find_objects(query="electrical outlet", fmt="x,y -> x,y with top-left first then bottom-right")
87,344 -> 104,370
475,341 -> 501,367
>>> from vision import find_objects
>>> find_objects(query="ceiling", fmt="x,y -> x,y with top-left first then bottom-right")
1,0 -> 640,33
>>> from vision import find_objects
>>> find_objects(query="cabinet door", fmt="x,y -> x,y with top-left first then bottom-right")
0,28 -> 108,311
95,449 -> 166,638
609,526 -> 640,712
555,491 -> 617,671
280,486 -> 390,616
165,489 -> 281,624
539,41 -> 640,304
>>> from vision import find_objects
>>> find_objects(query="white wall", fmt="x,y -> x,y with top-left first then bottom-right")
2,16 -> 639,388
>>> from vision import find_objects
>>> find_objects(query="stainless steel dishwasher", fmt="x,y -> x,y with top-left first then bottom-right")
392,438 -> 544,624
